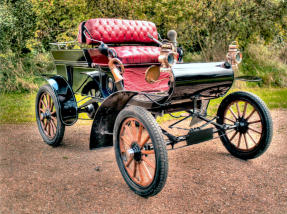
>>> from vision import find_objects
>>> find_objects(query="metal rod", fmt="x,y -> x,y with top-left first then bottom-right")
168,114 -> 192,129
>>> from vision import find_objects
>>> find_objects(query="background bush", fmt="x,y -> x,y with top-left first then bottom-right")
0,0 -> 286,92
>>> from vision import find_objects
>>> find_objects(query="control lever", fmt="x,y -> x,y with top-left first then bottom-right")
147,33 -> 163,46
108,58 -> 124,91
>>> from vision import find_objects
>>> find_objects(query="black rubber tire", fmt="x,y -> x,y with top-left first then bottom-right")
114,106 -> 168,197
217,91 -> 273,159
36,84 -> 65,146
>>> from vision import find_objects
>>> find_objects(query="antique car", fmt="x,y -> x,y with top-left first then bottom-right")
35,18 -> 273,197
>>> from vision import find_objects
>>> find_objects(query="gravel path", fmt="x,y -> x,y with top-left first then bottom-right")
1,110 -> 286,214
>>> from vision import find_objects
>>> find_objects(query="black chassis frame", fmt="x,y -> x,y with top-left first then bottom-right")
43,72 -> 237,151
45,48 -> 237,150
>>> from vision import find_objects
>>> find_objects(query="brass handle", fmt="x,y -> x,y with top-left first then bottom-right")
108,58 -> 125,83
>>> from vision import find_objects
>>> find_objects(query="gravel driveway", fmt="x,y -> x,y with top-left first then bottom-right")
1,110 -> 286,214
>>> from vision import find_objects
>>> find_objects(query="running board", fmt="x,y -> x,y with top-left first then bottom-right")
186,128 -> 213,145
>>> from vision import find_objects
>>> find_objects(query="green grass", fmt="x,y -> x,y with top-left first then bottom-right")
0,88 -> 286,124
0,92 -> 36,123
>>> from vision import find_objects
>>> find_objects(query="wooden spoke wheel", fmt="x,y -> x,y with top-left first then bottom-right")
217,91 -> 272,159
36,85 -> 65,146
114,106 -> 168,197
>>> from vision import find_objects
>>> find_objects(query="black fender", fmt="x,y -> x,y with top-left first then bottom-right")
44,75 -> 78,126
90,91 -> 138,150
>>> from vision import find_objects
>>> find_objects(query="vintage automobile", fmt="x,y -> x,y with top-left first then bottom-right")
35,18 -> 273,197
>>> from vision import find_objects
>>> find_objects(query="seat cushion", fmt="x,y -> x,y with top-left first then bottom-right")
79,18 -> 158,45
113,46 -> 160,64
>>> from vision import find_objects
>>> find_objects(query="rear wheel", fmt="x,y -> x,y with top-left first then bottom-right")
114,106 -> 168,197
217,91 -> 272,159
36,84 -> 65,146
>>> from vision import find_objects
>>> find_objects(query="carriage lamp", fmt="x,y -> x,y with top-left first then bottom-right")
158,50 -> 177,67
226,41 -> 242,67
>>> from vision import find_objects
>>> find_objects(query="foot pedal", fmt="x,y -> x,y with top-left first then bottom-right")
186,128 -> 213,145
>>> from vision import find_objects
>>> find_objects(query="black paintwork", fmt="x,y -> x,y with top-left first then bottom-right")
90,91 -> 138,150
171,62 -> 234,100
45,75 -> 78,126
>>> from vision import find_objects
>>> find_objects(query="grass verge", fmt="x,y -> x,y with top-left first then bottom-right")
0,88 -> 286,124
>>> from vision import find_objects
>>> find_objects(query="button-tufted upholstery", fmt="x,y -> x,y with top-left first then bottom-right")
112,46 -> 160,64
79,18 -> 158,44
79,18 -> 160,64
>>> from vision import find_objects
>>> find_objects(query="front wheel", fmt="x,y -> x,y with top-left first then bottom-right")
114,106 -> 168,197
217,91 -> 273,159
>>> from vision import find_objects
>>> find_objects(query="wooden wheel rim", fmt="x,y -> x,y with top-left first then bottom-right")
223,100 -> 263,151
119,118 -> 156,187
38,92 -> 57,139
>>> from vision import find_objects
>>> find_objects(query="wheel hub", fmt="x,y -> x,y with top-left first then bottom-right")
236,117 -> 248,133
43,110 -> 52,121
130,143 -> 142,161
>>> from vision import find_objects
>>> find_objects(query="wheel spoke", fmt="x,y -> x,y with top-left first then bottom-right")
120,143 -> 126,153
51,116 -> 57,123
40,113 -> 44,121
51,122 -> 55,137
120,135 -> 132,147
44,120 -> 48,130
137,124 -> 143,144
142,156 -> 155,169
248,127 -> 262,134
224,117 -> 236,123
138,163 -> 145,184
243,133 -> 248,150
47,121 -> 51,136
130,120 -> 137,138
237,133 -> 242,148
50,120 -> 56,136
142,162 -> 152,179
51,111 -> 56,116
247,131 -> 257,145
236,102 -> 241,118
248,120 -> 261,125
141,150 -> 155,155
50,101 -> 54,112
48,95 -> 51,109
229,107 -> 238,120
246,109 -> 256,121
125,165 -> 134,178
229,131 -> 238,142
40,100 -> 46,108
139,135 -> 150,148
133,161 -> 137,178
242,102 -> 248,118
125,156 -> 133,167
44,94 -> 49,109
125,125 -> 135,143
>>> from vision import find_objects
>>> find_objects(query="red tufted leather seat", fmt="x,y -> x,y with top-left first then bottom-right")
79,18 -> 158,44
79,18 -> 160,64
112,46 -> 160,64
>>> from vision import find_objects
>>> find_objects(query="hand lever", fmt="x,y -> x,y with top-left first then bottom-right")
147,33 -> 163,46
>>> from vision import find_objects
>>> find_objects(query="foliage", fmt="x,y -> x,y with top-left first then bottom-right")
240,41 -> 287,87
0,0 -> 286,92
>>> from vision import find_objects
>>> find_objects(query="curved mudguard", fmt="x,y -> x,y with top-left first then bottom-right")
44,75 -> 78,126
90,91 -> 138,150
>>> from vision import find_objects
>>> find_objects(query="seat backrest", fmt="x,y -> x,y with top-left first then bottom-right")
78,18 -> 158,45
